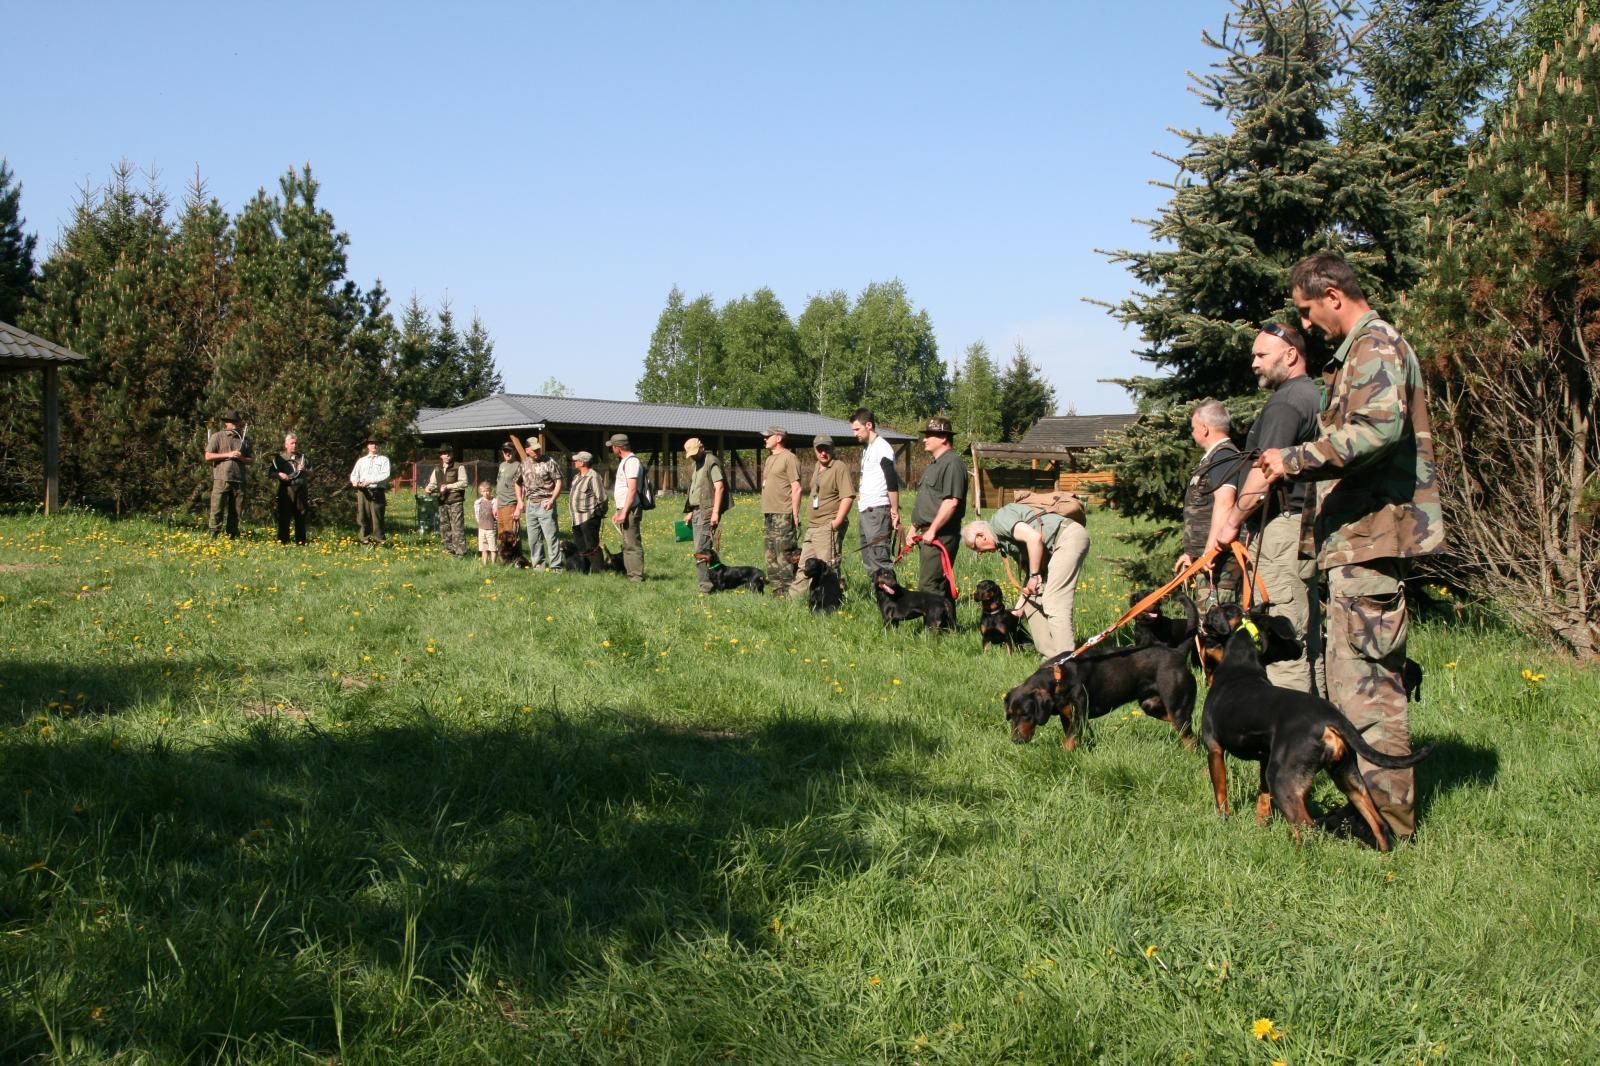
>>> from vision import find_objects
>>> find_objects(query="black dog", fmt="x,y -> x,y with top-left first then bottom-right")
1003,639 -> 1198,749
1131,589 -> 1199,650
872,570 -> 954,632
801,557 -> 843,612
497,529 -> 532,569
597,546 -> 627,574
974,579 -> 1031,653
1196,602 -> 1433,852
695,549 -> 766,593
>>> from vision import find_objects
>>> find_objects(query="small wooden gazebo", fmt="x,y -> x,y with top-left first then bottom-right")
0,321 -> 88,513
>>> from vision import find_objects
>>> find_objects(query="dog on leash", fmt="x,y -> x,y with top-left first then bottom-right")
1130,589 -> 1199,650
694,548 -> 766,593
801,557 -> 843,612
1196,602 -> 1433,851
1003,638 -> 1197,749
497,529 -> 532,569
973,579 -> 1031,653
872,570 -> 954,632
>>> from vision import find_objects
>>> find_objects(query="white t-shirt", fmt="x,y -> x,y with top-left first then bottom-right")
612,453 -> 642,509
857,434 -> 896,510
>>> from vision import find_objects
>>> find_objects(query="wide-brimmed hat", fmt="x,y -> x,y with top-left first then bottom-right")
220,410 -> 244,424
922,416 -> 954,438
683,437 -> 705,457
607,433 -> 630,449
364,434 -> 383,445
525,436 -> 542,451
764,425 -> 787,439
437,441 -> 455,455
573,450 -> 594,464
813,434 -> 834,449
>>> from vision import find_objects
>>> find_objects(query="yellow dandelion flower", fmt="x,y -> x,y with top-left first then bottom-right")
1252,1018 -> 1283,1040
867,975 -> 881,987
1144,944 -> 1157,958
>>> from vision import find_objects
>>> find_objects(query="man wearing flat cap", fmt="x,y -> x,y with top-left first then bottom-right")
348,435 -> 391,544
519,436 -> 564,571
608,433 -> 645,580
760,426 -> 801,596
422,442 -> 469,557
568,450 -> 605,570
907,416 -> 966,603
790,434 -> 854,601
204,410 -> 254,538
683,437 -> 727,592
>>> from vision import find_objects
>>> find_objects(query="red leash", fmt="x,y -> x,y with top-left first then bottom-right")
894,534 -> 960,600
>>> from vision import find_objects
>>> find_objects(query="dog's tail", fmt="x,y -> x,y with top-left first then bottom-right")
1177,592 -> 1198,640
1337,721 -> 1434,769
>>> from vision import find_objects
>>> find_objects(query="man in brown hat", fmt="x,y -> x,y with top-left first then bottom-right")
519,436 -> 564,571
906,416 -> 966,603
760,426 -> 801,596
683,437 -> 727,592
348,435 -> 391,544
608,433 -> 645,580
790,434 -> 855,601
203,410 -> 254,538
422,441 -> 469,557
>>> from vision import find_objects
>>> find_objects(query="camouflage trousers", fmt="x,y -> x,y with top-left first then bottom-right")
763,513 -> 798,595
691,508 -> 718,592
1250,511 -> 1323,695
438,495 -> 466,556
1325,558 -> 1414,838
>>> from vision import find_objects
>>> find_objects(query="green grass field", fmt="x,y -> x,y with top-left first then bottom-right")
2,497 -> 1596,1063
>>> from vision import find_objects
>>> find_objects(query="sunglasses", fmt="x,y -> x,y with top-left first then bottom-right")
1259,322 -> 1301,348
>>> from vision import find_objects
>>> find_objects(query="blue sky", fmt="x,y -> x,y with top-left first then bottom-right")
10,1 -> 1225,416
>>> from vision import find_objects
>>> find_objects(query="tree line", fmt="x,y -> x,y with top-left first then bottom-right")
1093,0 -> 1599,657
637,281 -> 1057,446
0,162 -> 501,513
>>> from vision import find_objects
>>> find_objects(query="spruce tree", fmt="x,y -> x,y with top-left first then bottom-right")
1094,0 -> 1412,543
0,159 -> 37,323
458,312 -> 502,402
949,341 -> 1003,453
1406,10 -> 1600,657
997,342 -> 1055,442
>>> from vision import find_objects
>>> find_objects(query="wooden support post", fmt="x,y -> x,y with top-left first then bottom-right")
43,365 -> 59,514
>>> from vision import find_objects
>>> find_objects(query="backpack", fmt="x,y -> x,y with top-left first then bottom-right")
1014,489 -> 1086,525
632,456 -> 656,511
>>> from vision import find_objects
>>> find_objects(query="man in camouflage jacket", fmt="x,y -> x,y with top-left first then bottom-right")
1259,251 -> 1444,843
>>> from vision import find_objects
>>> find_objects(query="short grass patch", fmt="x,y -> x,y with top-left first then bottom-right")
1,499 -> 1596,1063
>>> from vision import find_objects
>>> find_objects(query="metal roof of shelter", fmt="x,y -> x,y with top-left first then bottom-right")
414,393 -> 915,443
0,320 -> 90,369
1015,413 -> 1138,450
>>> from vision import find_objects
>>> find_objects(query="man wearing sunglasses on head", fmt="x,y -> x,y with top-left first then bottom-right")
1213,320 -> 1324,695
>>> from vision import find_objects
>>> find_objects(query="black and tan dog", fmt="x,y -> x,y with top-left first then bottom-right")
1131,589 -> 1199,651
872,570 -> 954,632
694,548 -> 766,593
801,557 -> 843,612
974,579 -> 1031,653
1003,640 -> 1197,749
497,529 -> 532,569
1196,602 -> 1433,852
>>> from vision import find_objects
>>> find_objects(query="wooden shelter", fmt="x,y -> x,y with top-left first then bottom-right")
0,321 -> 88,513
969,413 -> 1136,512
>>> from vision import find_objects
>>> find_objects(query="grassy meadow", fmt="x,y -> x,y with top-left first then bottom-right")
1,495 -> 1597,1064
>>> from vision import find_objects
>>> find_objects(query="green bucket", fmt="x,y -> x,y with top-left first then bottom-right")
674,519 -> 693,542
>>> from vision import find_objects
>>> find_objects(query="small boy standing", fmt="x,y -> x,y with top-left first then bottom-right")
475,481 -> 498,565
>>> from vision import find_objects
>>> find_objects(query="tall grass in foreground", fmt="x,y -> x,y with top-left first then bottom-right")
1,499 -> 1596,1063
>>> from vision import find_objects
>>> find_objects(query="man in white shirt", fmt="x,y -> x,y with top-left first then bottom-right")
608,433 -> 645,581
849,407 -> 900,581
348,436 -> 392,545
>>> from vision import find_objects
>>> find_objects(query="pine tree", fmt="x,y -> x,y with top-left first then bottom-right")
997,342 -> 1055,442
1405,10 -> 1600,657
0,159 -> 37,324
949,341 -> 1003,453
458,312 -> 502,402
1094,0 -> 1413,544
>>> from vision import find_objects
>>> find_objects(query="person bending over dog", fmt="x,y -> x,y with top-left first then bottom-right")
961,497 -> 1089,660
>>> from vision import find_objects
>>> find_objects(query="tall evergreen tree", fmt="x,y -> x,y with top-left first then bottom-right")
998,341 -> 1055,442
392,293 -> 435,410
1094,0 -> 1412,544
1405,10 -> 1600,657
949,341 -> 1003,454
0,159 -> 37,323
458,312 -> 502,402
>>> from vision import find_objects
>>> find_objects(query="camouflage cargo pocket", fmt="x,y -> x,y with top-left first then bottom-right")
1342,589 -> 1408,662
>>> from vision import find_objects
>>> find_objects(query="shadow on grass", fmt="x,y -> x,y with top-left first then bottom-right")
1415,735 -> 1500,822
0,695 -> 973,1058
0,659 -> 220,725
